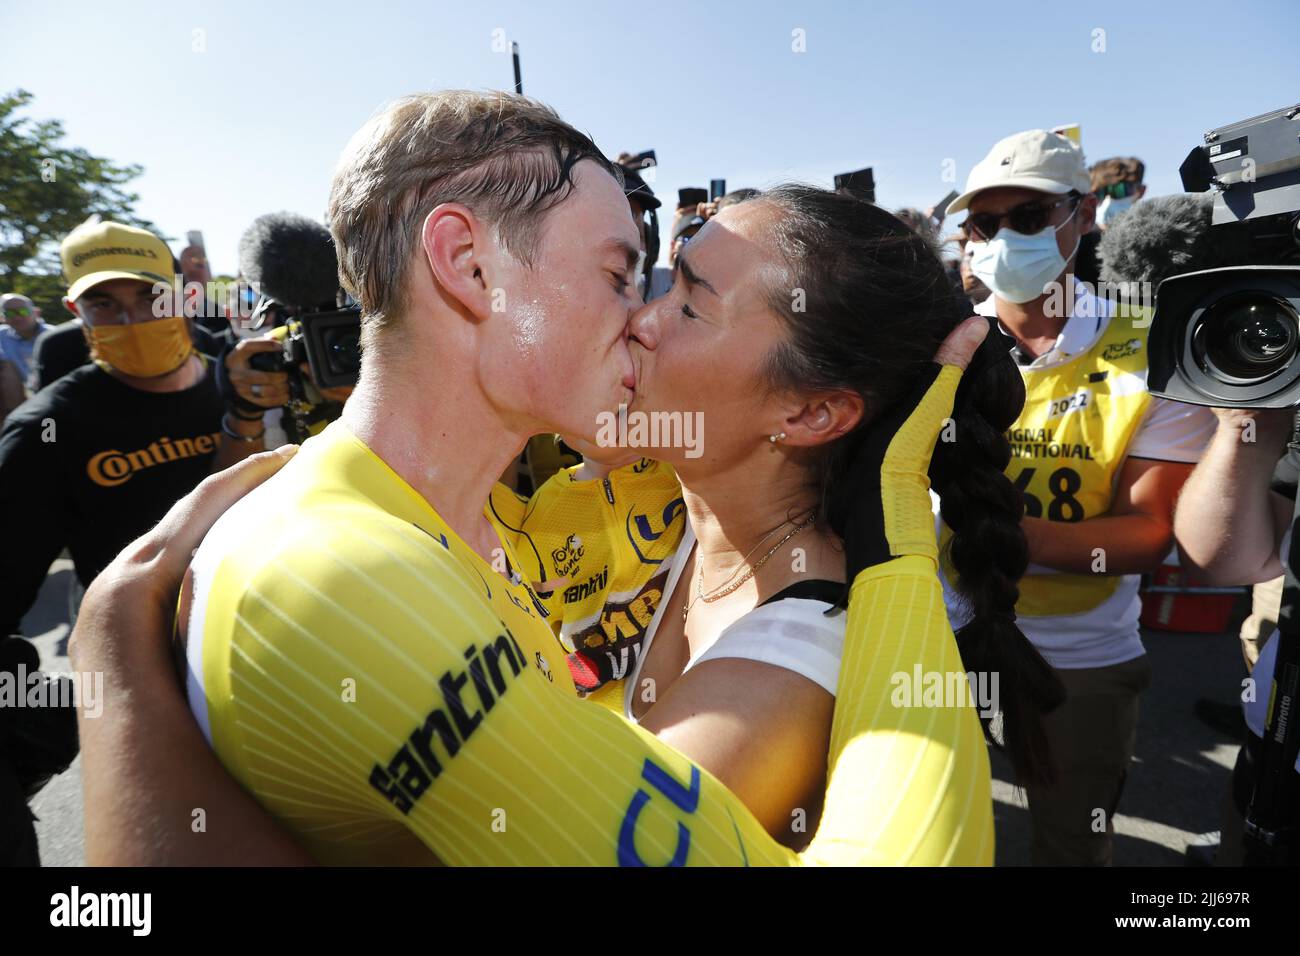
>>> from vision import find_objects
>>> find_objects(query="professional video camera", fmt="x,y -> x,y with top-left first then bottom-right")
232,212 -> 361,442
248,303 -> 362,392
1140,104 -> 1300,866
1147,104 -> 1300,408
239,212 -> 362,393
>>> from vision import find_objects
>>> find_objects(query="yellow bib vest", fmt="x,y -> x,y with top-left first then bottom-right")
941,307 -> 1152,618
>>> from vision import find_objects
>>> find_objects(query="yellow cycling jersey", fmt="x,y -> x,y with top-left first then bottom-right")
495,459 -> 685,707
186,419 -> 993,866
941,308 -> 1153,617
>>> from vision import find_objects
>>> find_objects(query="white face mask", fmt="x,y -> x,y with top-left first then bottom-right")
1097,194 -> 1137,227
969,206 -> 1080,305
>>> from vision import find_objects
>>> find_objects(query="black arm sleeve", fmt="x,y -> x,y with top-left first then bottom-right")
0,415 -> 67,636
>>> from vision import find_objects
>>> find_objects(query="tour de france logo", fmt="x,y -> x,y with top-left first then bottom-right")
551,534 -> 585,578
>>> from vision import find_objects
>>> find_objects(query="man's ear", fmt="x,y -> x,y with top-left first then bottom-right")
779,390 -> 865,448
1077,193 -> 1098,235
420,203 -> 496,322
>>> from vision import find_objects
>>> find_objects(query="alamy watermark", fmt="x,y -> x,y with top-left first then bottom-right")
151,276 -> 258,323
596,404 -> 704,459
890,666 -> 999,720
1042,275 -> 1157,324
0,665 -> 103,718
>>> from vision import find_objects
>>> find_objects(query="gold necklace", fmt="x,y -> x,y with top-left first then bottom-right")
682,512 -> 816,622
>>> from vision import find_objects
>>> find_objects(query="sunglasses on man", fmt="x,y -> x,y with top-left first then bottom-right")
1094,181 -> 1141,200
964,191 -> 1083,242
1,306 -> 33,318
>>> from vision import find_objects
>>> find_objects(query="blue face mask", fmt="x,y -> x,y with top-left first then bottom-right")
1097,194 -> 1137,227
969,206 -> 1080,305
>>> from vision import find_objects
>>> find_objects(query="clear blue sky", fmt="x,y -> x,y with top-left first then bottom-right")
4,0 -> 1297,273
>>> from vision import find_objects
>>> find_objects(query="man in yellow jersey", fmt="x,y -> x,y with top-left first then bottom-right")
503,440 -> 684,707
177,90 -> 658,863
940,130 -> 1216,865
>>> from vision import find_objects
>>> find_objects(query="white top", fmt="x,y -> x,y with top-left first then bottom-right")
622,521 -> 846,722
942,280 -> 1216,670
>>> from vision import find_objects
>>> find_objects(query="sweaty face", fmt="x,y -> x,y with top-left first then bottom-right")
476,160 -> 641,443
625,201 -> 795,471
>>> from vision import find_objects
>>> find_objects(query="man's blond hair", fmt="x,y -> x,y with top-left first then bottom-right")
327,90 -> 620,334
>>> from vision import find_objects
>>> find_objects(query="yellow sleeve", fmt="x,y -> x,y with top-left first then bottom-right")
209,509 -> 991,864
803,556 -> 994,865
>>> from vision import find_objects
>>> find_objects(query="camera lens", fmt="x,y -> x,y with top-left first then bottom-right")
326,328 -> 361,377
1196,293 -> 1300,384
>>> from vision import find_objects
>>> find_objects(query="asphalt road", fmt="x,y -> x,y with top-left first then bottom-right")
20,556 -> 1249,867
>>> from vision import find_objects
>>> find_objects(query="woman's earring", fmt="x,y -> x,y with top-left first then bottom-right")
769,432 -> 786,444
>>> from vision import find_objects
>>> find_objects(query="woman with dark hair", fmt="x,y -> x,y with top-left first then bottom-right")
71,184 -> 1059,865
620,184 -> 1062,801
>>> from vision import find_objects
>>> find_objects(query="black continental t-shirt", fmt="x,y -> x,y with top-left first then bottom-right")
0,359 -> 223,635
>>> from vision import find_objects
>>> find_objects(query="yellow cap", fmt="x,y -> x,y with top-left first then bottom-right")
61,221 -> 174,301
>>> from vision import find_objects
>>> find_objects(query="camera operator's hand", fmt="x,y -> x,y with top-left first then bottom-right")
225,335 -> 290,408
298,361 -> 354,405
1210,406 -> 1293,448
695,200 -> 720,221
1175,406 -> 1297,586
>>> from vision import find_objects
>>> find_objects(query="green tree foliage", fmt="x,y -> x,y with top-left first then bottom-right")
0,89 -> 156,322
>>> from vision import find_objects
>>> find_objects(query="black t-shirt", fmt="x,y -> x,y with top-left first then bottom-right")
0,359 -> 224,635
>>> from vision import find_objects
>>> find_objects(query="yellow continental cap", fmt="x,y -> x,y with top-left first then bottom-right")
947,129 -> 1091,216
61,221 -> 174,301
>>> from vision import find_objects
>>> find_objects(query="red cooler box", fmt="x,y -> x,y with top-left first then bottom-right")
1139,564 -> 1244,633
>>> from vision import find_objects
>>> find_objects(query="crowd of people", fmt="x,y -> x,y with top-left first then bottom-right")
0,89 -> 1292,867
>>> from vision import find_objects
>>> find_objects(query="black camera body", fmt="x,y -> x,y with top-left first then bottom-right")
1147,104 -> 1300,408
248,306 -> 362,391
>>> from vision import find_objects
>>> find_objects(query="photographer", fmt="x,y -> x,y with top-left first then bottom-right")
941,129 -> 1216,866
214,323 -> 354,468
1172,407 -> 1296,864
212,213 -> 357,468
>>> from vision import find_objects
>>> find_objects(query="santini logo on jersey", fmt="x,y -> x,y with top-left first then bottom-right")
87,432 -> 221,487
369,631 -> 529,815
564,566 -> 609,604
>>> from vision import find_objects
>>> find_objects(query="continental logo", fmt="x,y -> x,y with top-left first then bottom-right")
70,246 -> 161,269
87,432 -> 221,487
